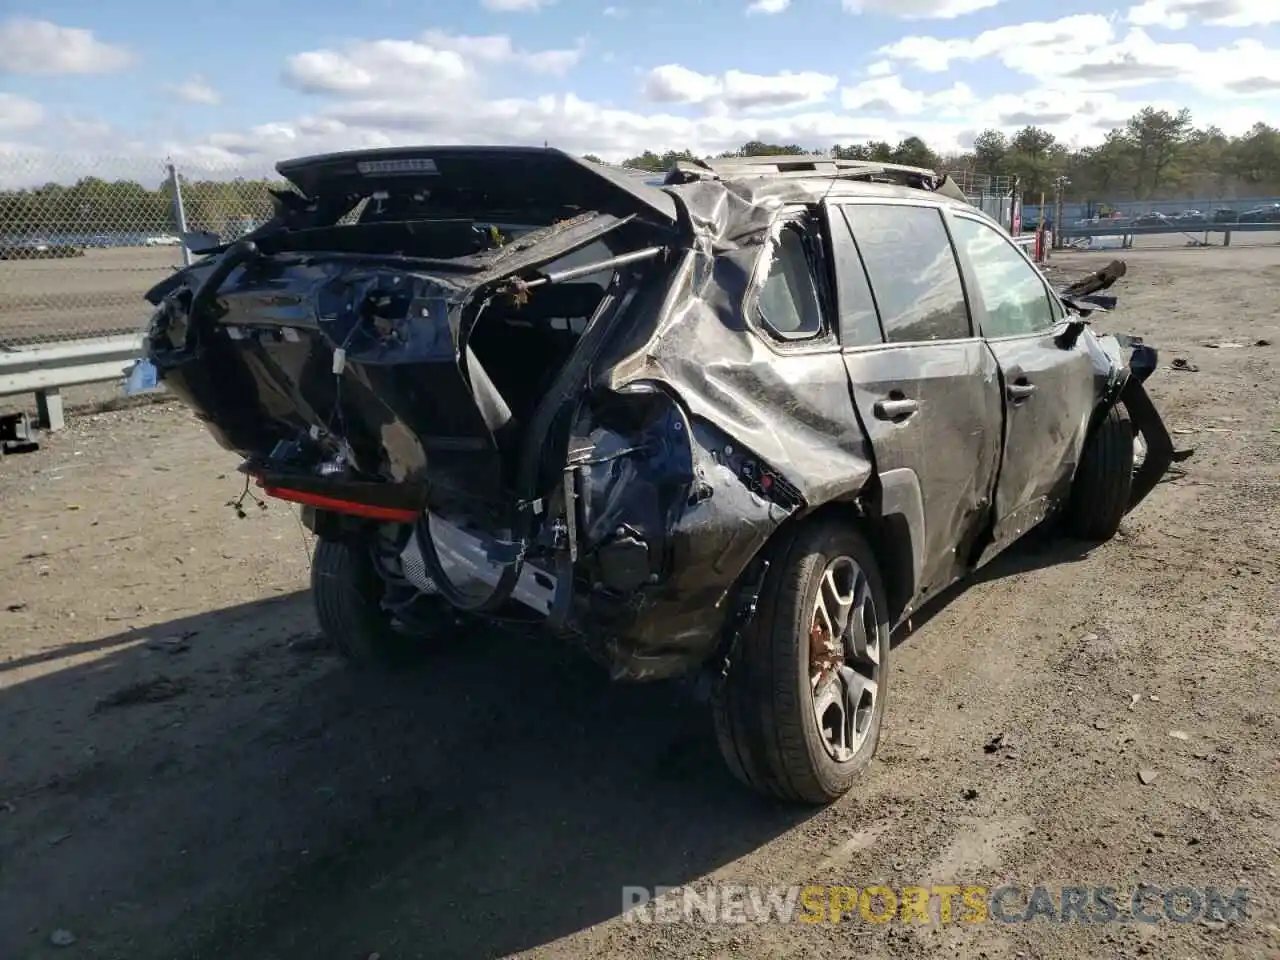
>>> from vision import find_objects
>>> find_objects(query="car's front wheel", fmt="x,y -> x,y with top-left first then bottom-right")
1064,401 -> 1134,542
712,517 -> 890,805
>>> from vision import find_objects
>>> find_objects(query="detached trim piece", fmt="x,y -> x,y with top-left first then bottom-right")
1121,375 -> 1179,510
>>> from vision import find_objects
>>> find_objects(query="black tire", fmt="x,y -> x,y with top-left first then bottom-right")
1064,402 -> 1134,542
311,538 -> 428,669
712,517 -> 891,805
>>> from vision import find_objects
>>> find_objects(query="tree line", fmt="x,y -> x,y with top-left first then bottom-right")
0,175 -> 281,238
2,106 -> 1279,237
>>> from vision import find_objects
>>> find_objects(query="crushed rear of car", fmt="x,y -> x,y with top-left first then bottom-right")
141,146 -> 1184,804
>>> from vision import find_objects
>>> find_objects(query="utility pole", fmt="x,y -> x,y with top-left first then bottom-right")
1009,175 -> 1021,234
1053,176 -> 1070,250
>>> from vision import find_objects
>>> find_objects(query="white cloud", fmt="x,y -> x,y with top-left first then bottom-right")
285,43 -> 468,95
603,5 -> 627,15
842,0 -> 1006,19
424,29 -> 585,73
878,15 -> 1112,72
838,76 -> 976,117
722,70 -> 838,110
0,92 -> 44,129
167,75 -> 221,105
747,0 -> 791,14
643,65 -> 724,104
1127,0 -> 1280,29
643,65 -> 838,111
0,17 -> 132,75
481,0 -> 556,10
61,116 -> 117,144
866,60 -> 894,76
878,15 -> 1280,98
284,31 -> 582,95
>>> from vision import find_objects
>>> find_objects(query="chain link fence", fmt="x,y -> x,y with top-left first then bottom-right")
944,170 -> 1016,227
0,154 -> 287,348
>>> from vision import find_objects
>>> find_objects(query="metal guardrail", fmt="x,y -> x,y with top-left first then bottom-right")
1058,221 -> 1280,240
0,333 -> 144,430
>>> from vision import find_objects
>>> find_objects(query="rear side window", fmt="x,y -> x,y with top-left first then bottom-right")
827,208 -> 884,348
949,216 -> 1056,337
841,204 -> 971,343
753,222 -> 824,341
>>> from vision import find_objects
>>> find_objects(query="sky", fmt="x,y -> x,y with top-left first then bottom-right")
1,0 -> 1279,179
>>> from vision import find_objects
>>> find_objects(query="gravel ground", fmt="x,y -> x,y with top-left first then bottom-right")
1,245 -> 1278,960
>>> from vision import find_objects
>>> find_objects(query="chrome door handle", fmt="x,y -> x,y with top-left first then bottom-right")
873,397 -> 919,420
1006,381 -> 1037,401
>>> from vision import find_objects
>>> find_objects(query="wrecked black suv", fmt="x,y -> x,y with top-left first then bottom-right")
141,147 -> 1181,804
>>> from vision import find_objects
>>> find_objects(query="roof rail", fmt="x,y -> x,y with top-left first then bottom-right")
664,155 -> 968,202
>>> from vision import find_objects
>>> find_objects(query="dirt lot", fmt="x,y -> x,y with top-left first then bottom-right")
0,247 -> 179,345
1,245 -> 1278,960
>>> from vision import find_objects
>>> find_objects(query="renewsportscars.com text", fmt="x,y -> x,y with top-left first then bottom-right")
622,883 -> 1250,926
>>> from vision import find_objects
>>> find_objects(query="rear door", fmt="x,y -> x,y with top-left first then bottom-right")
831,200 -> 1004,607
945,210 -> 1098,551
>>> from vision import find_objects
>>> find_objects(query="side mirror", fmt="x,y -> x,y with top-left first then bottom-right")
183,230 -> 222,254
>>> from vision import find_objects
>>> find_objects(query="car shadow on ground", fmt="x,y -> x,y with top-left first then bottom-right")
0,594 -> 814,960
890,528 -> 1097,644
0,529 -> 1103,960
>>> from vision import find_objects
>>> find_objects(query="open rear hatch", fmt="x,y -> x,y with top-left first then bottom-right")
143,146 -> 677,522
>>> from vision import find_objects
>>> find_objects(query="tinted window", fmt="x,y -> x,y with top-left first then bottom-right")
950,216 -> 1055,336
754,222 -> 823,340
828,211 -> 884,347
841,204 -> 970,343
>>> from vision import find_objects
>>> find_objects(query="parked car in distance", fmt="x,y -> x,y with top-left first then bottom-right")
1239,204 -> 1280,223
143,234 -> 183,247
1212,208 -> 1240,223
140,147 -> 1184,805
0,238 -> 85,260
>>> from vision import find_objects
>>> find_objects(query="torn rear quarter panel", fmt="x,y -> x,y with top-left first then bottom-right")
566,197 -> 877,677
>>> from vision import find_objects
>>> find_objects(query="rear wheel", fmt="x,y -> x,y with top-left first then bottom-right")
311,538 -> 435,669
1064,402 -> 1134,542
712,517 -> 890,805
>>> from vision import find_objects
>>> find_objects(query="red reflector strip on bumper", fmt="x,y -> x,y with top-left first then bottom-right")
260,485 -> 420,523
